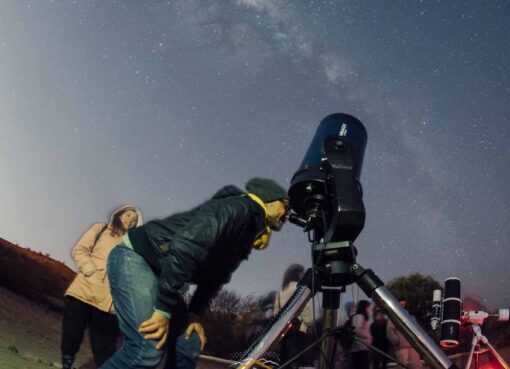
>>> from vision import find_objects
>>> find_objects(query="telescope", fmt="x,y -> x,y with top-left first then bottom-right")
235,113 -> 457,369
288,113 -> 366,243
431,278 -> 509,369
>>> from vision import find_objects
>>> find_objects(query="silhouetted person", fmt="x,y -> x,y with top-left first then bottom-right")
349,300 -> 372,369
370,310 -> 389,369
274,264 -> 313,369
386,298 -> 423,369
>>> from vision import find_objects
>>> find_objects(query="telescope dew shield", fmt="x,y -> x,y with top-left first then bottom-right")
288,113 -> 367,242
440,277 -> 462,347
296,113 -> 367,179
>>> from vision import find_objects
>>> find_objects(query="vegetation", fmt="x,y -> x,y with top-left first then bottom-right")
0,237 -> 75,311
386,272 -> 442,325
198,289 -> 257,358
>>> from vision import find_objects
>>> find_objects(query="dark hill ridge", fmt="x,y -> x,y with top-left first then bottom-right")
0,237 -> 76,311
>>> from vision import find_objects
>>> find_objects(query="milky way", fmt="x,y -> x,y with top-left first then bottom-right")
0,1 -> 508,308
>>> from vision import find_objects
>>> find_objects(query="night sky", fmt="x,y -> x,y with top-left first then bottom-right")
1,1 -> 509,309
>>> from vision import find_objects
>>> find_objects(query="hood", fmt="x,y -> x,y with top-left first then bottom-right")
211,185 -> 245,199
109,204 -> 144,227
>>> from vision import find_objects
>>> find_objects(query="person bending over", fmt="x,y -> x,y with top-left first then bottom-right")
99,178 -> 289,369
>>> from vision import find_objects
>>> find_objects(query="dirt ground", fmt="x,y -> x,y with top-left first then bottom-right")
0,285 -> 94,369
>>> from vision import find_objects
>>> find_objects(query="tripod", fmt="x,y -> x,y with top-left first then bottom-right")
463,311 -> 509,369
276,324 -> 411,369
234,241 -> 455,369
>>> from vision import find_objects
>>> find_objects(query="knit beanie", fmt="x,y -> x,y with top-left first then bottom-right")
245,177 -> 289,203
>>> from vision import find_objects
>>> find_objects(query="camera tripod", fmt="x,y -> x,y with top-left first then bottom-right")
276,320 -> 410,369
463,311 -> 509,369
235,241 -> 455,369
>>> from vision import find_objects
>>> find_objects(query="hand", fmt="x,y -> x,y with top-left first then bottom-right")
139,311 -> 170,350
185,322 -> 207,351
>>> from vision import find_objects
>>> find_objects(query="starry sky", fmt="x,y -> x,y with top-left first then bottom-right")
0,1 -> 508,309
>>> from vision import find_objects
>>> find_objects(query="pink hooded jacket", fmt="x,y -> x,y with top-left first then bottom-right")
65,205 -> 143,313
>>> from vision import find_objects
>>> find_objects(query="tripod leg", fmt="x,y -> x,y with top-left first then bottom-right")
319,289 -> 341,369
464,335 -> 478,369
485,341 -> 510,369
236,270 -> 316,369
353,264 -> 456,369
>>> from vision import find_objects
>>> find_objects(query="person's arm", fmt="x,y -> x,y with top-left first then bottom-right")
386,320 -> 399,346
71,223 -> 105,276
155,198 -> 252,315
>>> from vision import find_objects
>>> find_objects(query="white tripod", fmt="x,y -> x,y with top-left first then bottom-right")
463,310 -> 509,369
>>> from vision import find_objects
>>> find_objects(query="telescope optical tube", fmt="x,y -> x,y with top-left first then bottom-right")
440,277 -> 462,347
431,289 -> 442,331
288,113 -> 367,242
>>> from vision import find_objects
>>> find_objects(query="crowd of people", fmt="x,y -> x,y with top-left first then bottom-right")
334,298 -> 423,369
59,177 -> 423,369
241,268 -> 424,369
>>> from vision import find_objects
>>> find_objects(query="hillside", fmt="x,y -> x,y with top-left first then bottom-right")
0,238 -> 227,369
0,237 -> 76,311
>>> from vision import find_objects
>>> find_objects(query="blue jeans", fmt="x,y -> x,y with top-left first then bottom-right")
99,244 -> 201,369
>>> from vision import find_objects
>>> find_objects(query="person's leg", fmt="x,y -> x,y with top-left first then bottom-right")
381,351 -> 388,369
372,351 -> 381,369
175,333 -> 201,369
351,350 -> 369,369
90,307 -> 120,366
61,296 -> 92,369
289,331 -> 309,368
362,350 -> 370,369
99,245 -> 163,369
281,332 -> 301,369
162,298 -> 201,369
350,351 -> 360,369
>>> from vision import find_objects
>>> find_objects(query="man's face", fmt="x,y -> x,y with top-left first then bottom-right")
265,199 -> 290,231
399,300 -> 407,309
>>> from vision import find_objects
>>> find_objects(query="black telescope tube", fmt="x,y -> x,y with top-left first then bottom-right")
440,277 -> 462,347
288,113 -> 367,219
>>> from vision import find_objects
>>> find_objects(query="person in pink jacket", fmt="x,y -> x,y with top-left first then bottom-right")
61,205 -> 143,369
386,298 -> 423,369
